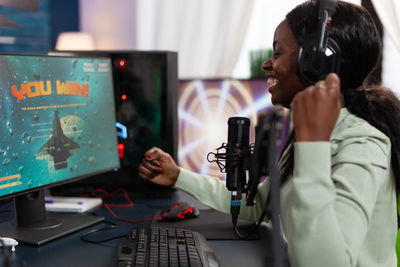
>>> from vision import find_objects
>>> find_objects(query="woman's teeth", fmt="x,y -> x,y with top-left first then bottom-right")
267,77 -> 278,85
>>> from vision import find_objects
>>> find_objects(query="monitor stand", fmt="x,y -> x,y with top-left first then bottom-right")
0,190 -> 104,245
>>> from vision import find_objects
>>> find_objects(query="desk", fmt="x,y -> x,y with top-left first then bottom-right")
0,190 -> 287,267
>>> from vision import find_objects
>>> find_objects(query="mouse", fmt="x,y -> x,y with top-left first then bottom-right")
160,202 -> 200,221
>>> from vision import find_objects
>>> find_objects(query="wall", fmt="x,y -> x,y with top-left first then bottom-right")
49,0 -> 79,49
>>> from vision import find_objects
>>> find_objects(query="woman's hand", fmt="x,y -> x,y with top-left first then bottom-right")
138,147 -> 180,187
291,73 -> 343,142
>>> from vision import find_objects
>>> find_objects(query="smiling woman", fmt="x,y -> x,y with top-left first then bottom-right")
138,1 -> 400,266
262,20 -> 305,108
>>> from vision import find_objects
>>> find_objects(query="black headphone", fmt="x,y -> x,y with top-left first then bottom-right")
296,0 -> 342,86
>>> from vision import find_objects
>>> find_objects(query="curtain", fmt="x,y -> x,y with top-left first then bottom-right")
371,0 -> 400,52
79,0 -> 137,50
80,0 -> 255,79
136,0 -> 255,79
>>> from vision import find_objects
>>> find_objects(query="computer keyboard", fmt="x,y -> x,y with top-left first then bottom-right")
117,226 -> 219,267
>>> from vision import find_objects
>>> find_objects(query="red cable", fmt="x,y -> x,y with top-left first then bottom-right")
92,188 -> 133,208
103,203 -> 162,223
85,188 -> 163,223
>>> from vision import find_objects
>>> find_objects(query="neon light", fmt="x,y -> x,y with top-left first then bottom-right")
115,122 -> 127,139
178,109 -> 204,128
215,80 -> 231,117
194,81 -> 211,117
117,144 -> 125,158
236,95 -> 270,117
178,136 -> 206,160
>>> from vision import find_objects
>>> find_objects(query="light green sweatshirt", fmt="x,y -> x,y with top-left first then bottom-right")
175,108 -> 397,267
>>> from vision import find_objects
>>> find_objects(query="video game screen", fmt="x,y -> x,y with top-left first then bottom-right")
0,55 -> 120,198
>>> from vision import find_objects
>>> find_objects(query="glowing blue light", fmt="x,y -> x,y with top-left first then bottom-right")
195,81 -> 211,117
178,136 -> 207,160
215,80 -> 231,117
178,109 -> 205,128
236,95 -> 271,117
115,122 -> 127,139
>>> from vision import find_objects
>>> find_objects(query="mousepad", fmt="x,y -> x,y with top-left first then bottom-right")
151,208 -> 260,240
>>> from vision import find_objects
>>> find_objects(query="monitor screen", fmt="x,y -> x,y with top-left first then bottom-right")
0,54 -> 119,245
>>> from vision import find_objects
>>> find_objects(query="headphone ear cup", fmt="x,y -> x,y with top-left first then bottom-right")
296,38 -> 341,85
296,45 -> 315,86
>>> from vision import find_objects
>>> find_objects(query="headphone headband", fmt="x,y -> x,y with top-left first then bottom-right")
296,0 -> 341,85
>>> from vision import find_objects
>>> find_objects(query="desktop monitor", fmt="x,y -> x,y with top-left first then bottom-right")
0,54 -> 120,245
48,50 -> 178,194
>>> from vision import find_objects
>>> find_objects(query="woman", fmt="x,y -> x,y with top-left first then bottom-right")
138,1 -> 399,266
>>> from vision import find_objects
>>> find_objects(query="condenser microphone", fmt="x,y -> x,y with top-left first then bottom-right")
225,117 -> 250,192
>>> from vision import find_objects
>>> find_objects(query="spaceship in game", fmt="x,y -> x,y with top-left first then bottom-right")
35,109 -> 80,170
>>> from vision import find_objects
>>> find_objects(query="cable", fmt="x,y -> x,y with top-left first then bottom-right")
231,196 -> 269,240
90,188 -> 134,208
80,188 -> 166,243
80,221 -> 125,243
82,188 -> 164,224
102,204 -> 162,223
